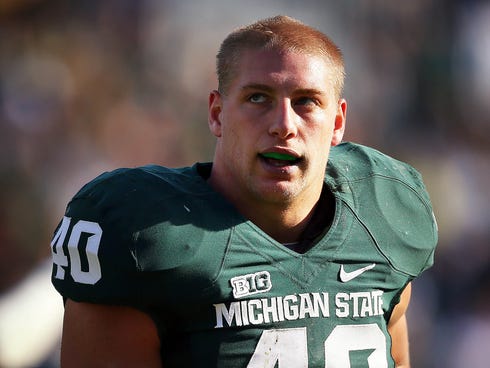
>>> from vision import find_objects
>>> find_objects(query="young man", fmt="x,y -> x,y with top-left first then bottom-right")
51,16 -> 437,367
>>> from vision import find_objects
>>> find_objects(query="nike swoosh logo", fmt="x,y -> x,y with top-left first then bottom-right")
339,263 -> 376,283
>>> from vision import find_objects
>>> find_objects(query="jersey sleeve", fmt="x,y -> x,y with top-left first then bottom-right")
50,170 -> 145,306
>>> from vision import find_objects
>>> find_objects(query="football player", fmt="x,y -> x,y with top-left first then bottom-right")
51,15 -> 437,367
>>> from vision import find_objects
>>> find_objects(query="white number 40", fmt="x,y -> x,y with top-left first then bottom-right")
50,216 -> 103,285
248,324 -> 388,367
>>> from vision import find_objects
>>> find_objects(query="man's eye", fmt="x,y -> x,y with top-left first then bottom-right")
295,97 -> 317,106
248,94 -> 268,103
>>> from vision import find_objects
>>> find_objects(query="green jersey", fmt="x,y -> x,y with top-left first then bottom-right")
51,142 -> 437,367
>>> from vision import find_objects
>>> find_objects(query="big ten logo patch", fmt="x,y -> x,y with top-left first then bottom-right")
230,271 -> 272,298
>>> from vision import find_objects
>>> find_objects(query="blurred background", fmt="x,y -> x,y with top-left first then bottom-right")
0,0 -> 488,367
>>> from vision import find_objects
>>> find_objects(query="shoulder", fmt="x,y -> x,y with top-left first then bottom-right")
71,165 -> 205,211
327,142 -> 438,277
65,164 -> 213,226
327,142 -> 425,188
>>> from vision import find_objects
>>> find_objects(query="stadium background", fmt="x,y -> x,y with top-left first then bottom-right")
0,0 -> 488,366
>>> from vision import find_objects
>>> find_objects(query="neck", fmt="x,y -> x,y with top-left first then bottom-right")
208,170 -> 321,244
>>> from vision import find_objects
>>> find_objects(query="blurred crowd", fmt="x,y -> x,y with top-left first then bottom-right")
0,0 -> 488,366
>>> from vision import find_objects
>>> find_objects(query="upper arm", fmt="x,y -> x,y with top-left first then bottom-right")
388,283 -> 412,368
61,299 -> 161,368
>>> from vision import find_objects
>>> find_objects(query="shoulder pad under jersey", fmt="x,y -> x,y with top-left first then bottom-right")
326,142 -> 438,277
51,164 -> 229,305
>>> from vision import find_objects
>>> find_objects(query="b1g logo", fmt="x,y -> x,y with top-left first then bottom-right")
230,271 -> 272,298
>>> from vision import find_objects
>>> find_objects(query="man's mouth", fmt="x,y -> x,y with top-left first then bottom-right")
259,152 -> 302,166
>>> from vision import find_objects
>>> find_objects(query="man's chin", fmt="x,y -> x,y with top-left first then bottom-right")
251,180 -> 300,204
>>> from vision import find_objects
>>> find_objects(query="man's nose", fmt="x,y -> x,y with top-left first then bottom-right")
268,99 -> 299,139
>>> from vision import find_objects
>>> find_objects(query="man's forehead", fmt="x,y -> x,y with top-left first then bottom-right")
232,49 -> 335,93
238,47 -> 327,66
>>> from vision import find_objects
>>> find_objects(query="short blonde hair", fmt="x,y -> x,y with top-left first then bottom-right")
216,15 -> 345,98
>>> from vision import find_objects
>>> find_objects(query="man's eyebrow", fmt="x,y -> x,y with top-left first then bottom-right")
293,88 -> 326,96
240,83 -> 275,93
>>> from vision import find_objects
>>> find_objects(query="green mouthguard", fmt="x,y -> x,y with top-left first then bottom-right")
261,152 -> 297,161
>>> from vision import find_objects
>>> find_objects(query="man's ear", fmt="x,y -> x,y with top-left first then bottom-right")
331,98 -> 347,146
208,90 -> 223,138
